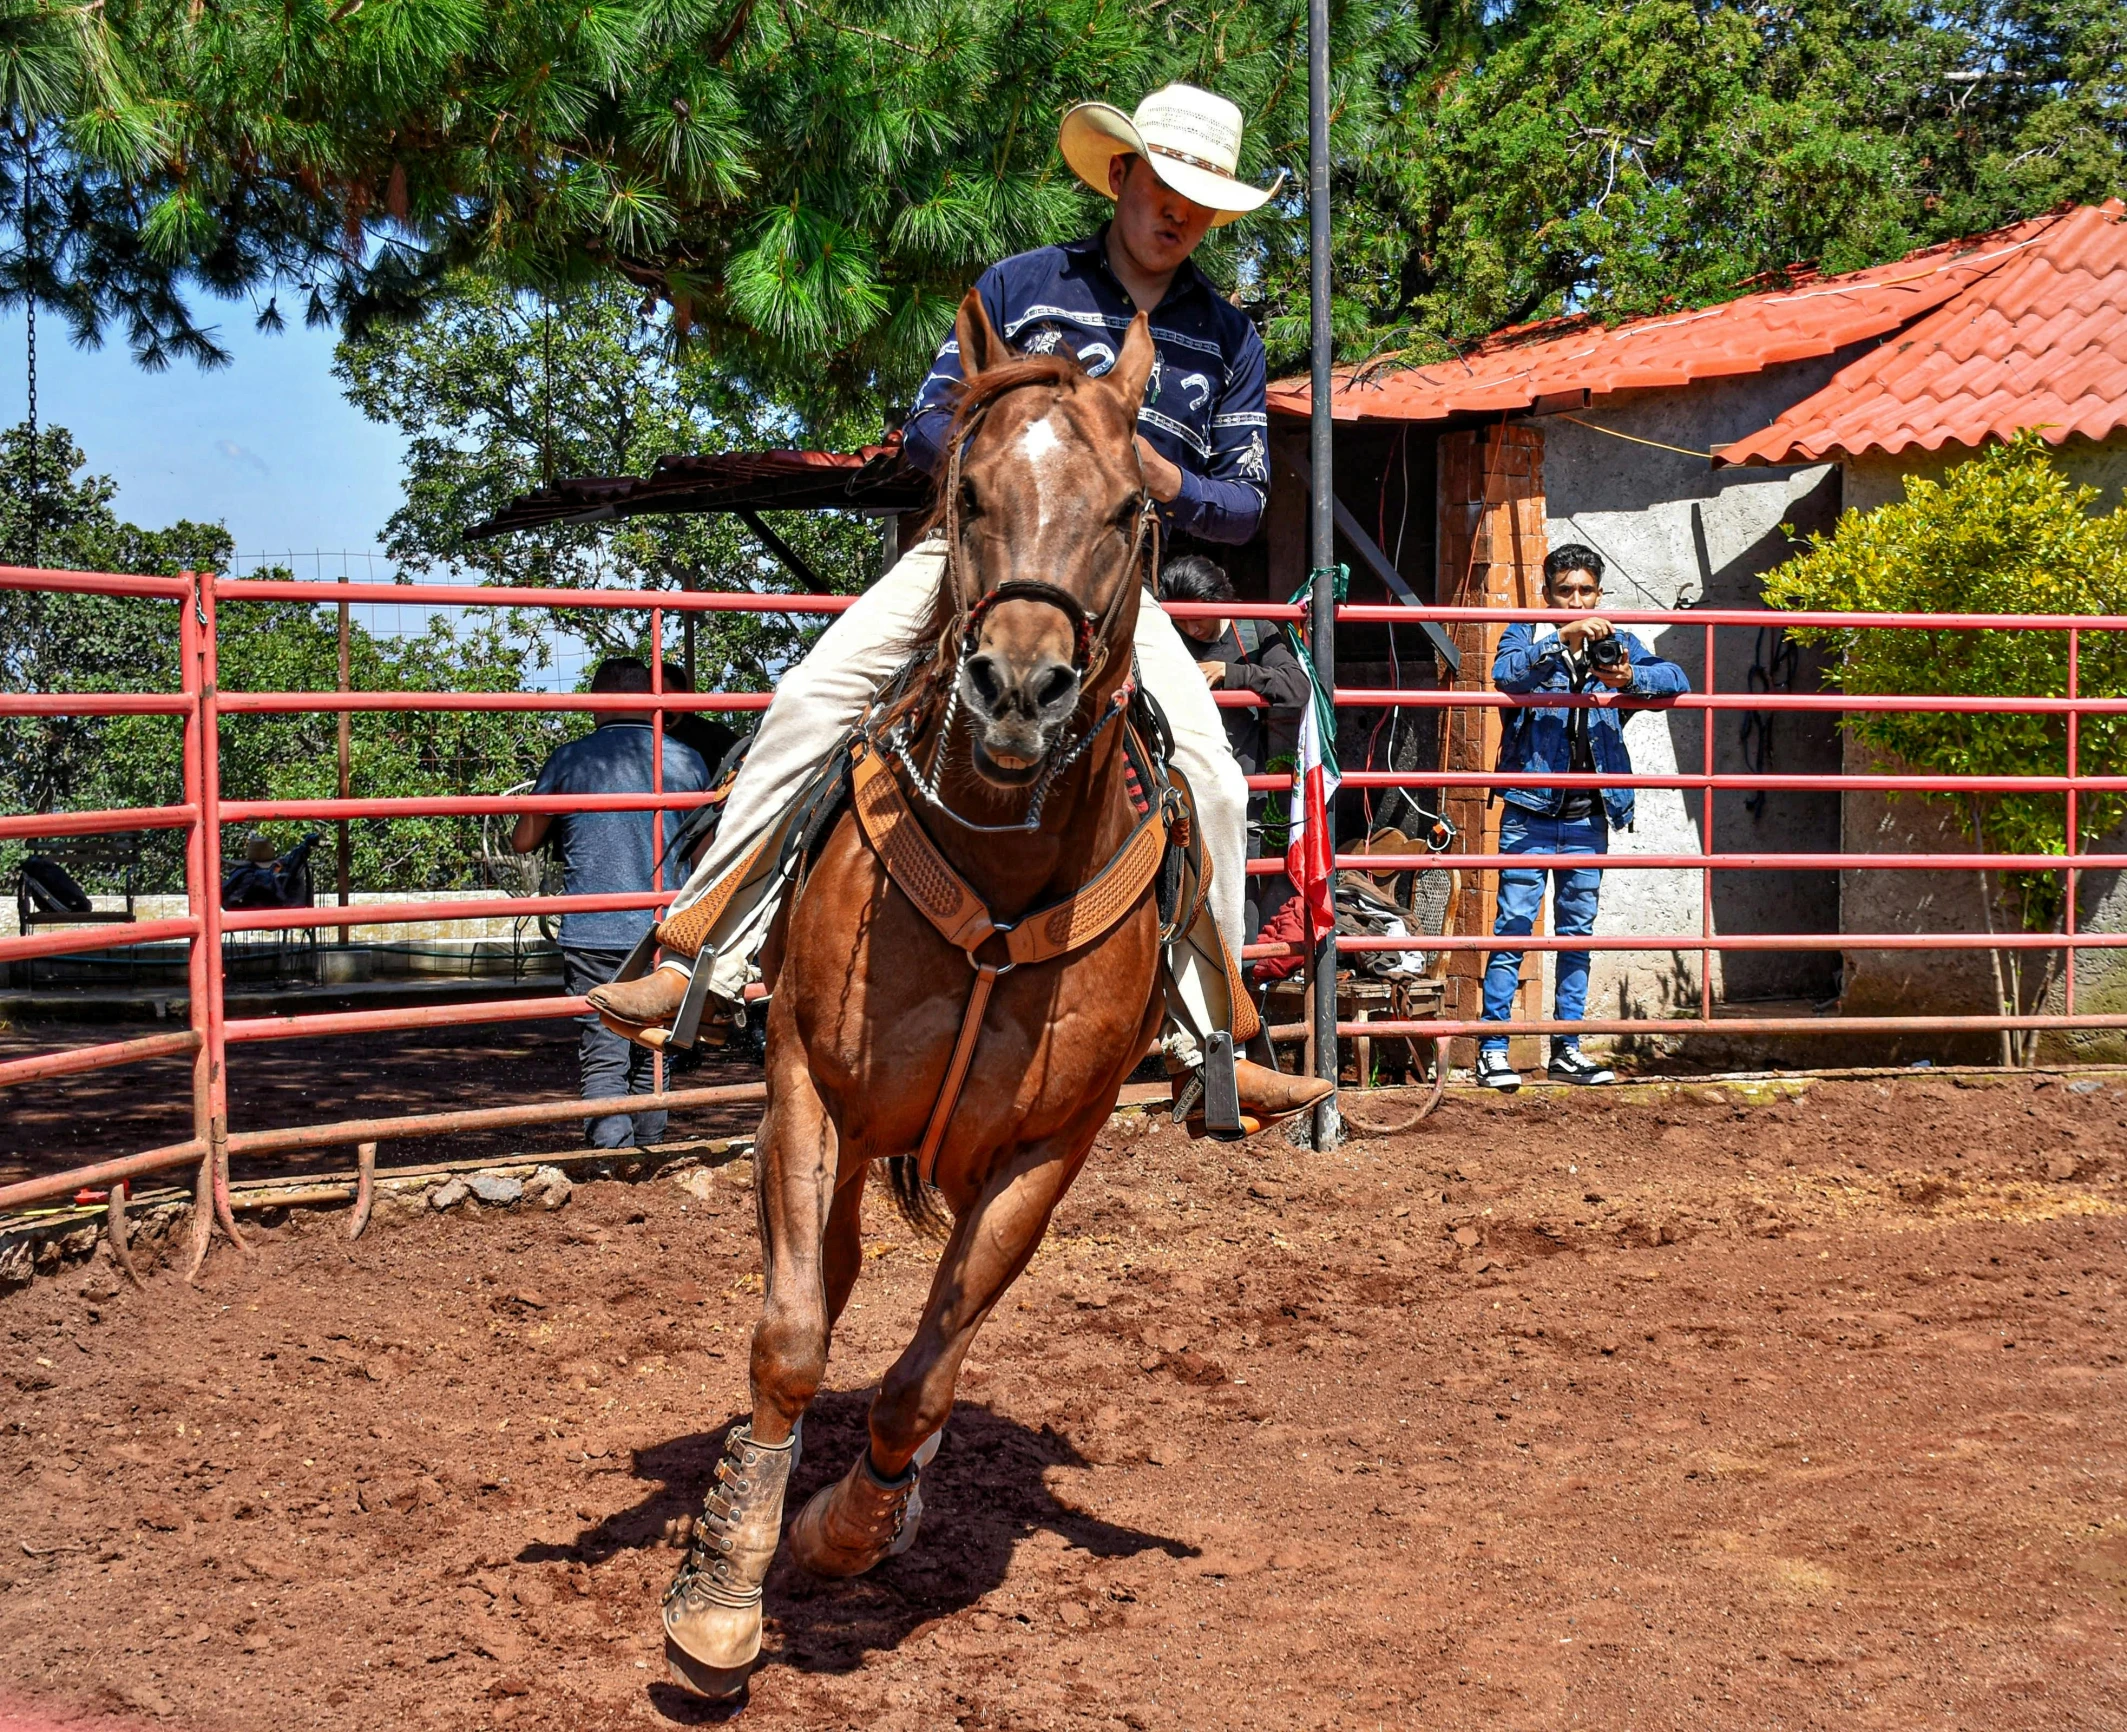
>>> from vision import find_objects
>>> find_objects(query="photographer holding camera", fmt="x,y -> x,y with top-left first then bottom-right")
1478,544 -> 1689,1091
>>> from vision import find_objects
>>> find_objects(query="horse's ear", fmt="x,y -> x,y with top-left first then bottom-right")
1107,312 -> 1156,416
953,288 -> 1006,379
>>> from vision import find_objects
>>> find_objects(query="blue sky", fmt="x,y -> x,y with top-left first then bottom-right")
0,304 -> 410,570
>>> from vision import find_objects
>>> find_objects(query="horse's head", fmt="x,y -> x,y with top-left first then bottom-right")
944,289 -> 1154,787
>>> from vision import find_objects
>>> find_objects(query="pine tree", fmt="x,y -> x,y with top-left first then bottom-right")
0,0 -> 2118,428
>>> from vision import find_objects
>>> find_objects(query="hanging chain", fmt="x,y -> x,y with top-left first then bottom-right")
540,287 -> 554,488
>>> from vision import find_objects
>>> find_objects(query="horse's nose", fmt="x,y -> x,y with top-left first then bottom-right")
962,653 -> 1080,726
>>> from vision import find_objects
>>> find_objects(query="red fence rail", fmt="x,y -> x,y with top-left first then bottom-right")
5,566 -> 2123,1259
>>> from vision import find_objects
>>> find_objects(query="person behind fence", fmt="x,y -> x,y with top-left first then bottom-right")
513,657 -> 712,1148
1159,553 -> 1309,937
1478,544 -> 1688,1093
659,660 -> 740,780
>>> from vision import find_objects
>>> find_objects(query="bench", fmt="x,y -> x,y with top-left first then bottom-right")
16,833 -> 143,932
1264,974 -> 1446,1089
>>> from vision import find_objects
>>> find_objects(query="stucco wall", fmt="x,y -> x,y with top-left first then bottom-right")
1528,353 -> 1862,1027
1842,429 -> 2127,515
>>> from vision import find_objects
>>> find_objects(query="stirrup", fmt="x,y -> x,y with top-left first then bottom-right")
1170,1032 -> 1254,1142
669,953 -> 716,1051
602,931 -> 719,1052
1199,1030 -> 1242,1135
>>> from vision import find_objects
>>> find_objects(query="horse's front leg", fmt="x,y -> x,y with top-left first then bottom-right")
786,1119 -> 1100,1578
662,1058 -> 843,1698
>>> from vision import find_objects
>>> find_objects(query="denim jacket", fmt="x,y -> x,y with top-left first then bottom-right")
1492,621 -> 1690,830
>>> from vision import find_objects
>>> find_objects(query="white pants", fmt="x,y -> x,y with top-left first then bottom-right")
663,538 -> 1249,1041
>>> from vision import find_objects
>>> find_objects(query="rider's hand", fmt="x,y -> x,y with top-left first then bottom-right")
1134,436 -> 1184,504
1198,661 -> 1226,688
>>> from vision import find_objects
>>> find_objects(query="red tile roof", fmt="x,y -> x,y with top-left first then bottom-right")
1265,209 -> 2111,457
1718,201 -> 2127,465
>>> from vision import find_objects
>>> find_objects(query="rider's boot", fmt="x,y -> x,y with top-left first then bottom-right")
660,1422 -> 800,1699
1170,1059 -> 1334,1139
586,963 -> 742,1050
587,964 -> 691,1042
1238,1059 -> 1335,1125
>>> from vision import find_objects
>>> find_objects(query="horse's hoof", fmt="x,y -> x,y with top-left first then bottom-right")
662,1582 -> 762,1675
663,1631 -> 751,1700
786,1450 -> 922,1578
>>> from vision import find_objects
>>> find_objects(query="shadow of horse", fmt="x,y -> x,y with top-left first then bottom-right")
517,1387 -> 1196,1720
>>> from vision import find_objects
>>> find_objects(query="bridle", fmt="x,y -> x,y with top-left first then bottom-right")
884,386 -> 1160,833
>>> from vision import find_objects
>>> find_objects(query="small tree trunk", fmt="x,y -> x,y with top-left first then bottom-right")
1970,799 -> 2015,1068
2017,935 -> 2065,1068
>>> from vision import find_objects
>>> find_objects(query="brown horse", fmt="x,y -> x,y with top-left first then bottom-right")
659,291 -> 1175,1698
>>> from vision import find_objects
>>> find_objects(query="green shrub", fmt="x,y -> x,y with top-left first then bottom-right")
1764,431 -> 2127,1060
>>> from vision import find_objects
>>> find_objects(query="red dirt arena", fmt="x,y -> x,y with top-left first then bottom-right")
4,1063 -> 2126,1730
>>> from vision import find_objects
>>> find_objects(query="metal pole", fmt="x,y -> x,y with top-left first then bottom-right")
650,609 -> 666,1103
681,570 -> 697,688
1307,0 -> 1340,1147
1701,622 -> 1716,1023
336,573 -> 352,929
179,574 -> 215,1277
195,572 -> 243,1257
2066,626 -> 2079,1020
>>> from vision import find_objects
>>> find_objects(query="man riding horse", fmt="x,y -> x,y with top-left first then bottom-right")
588,83 -> 1333,1136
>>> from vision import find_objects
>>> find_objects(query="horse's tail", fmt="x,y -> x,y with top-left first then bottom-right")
881,1155 -> 953,1238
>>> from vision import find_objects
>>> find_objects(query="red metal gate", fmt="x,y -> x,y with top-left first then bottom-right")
5,565 -> 2121,1262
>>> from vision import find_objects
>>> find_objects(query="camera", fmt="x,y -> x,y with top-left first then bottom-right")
1588,635 -> 1628,671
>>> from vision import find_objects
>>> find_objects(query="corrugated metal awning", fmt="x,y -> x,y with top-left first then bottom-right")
465,441 -> 927,541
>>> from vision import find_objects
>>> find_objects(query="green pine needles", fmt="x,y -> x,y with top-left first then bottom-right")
6,1 -> 2122,433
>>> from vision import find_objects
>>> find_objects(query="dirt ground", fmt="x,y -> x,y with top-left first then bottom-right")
4,1071 -> 2126,1731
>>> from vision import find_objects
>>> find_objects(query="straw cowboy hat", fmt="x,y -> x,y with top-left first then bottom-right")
1059,84 -> 1286,227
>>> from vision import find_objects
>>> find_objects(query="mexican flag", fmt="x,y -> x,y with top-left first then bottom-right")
1284,636 -> 1341,938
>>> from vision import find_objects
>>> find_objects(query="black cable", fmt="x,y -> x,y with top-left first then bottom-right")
1741,625 -> 1799,820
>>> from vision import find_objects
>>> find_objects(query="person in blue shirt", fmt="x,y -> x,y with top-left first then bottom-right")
1477,545 -> 1690,1093
514,657 -> 710,1147
588,83 -> 1332,1134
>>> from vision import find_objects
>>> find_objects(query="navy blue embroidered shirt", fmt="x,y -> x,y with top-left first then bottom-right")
902,229 -> 1270,545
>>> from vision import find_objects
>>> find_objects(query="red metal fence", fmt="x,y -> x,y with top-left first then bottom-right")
4,565 -> 2120,1263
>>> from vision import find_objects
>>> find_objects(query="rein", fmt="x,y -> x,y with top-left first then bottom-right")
895,391 -> 1159,834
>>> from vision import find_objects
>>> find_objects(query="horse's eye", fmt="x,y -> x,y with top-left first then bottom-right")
1114,495 -> 1142,531
960,479 -> 981,519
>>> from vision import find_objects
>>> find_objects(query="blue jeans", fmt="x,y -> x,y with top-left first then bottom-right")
563,947 -> 669,1149
1481,810 -> 1608,1054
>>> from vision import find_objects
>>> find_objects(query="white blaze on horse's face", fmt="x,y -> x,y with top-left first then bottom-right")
1018,413 -> 1067,536
957,390 -> 1134,785
950,292 -> 1156,791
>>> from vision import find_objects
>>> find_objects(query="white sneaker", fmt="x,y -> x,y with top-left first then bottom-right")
1476,1050 -> 1521,1092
